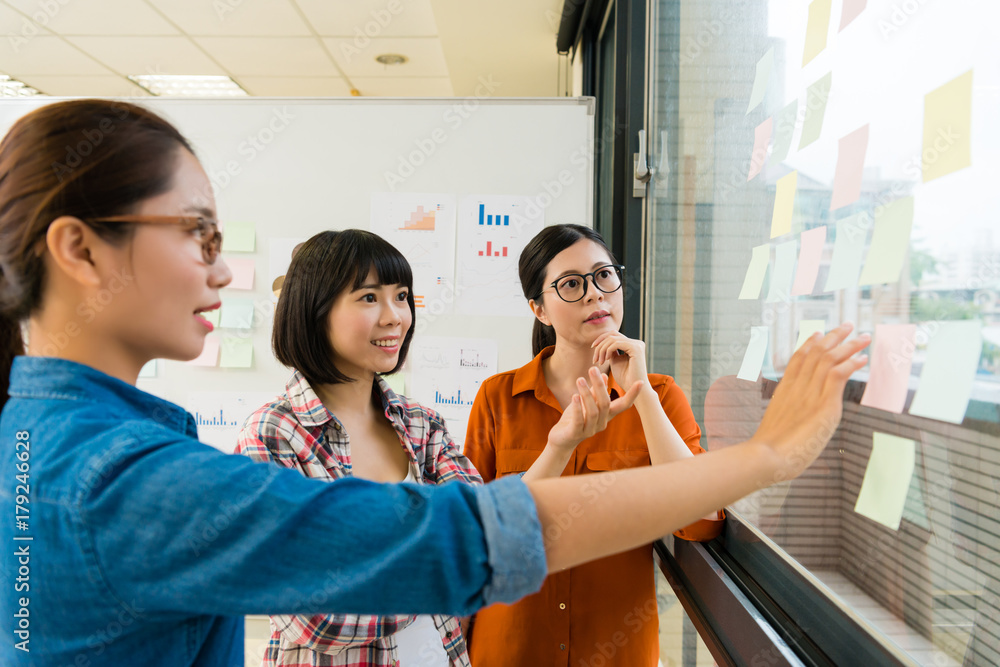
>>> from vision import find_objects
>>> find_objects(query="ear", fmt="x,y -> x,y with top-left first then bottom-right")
528,298 -> 551,327
44,216 -> 104,288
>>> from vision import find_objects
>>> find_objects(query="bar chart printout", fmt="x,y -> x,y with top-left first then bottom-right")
399,204 -> 438,231
478,203 -> 510,226
478,241 -> 508,257
186,391 -> 277,453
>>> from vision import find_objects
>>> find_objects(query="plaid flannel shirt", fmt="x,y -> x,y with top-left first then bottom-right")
236,370 -> 482,667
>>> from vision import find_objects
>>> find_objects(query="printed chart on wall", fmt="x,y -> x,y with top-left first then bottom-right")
370,193 -> 458,315
187,391 -> 278,453
406,336 -> 497,449
455,195 -> 543,317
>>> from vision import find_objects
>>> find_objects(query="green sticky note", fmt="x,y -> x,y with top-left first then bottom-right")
746,47 -> 774,114
382,373 -> 406,395
738,244 -> 770,300
858,197 -> 914,286
203,308 -> 221,327
219,336 -> 254,368
823,213 -> 868,292
854,432 -> 916,531
908,320 -> 983,424
220,298 -> 254,329
799,72 -> 832,150
794,320 -> 826,351
770,171 -> 798,238
768,99 -> 798,168
221,220 -> 255,252
766,239 -> 798,302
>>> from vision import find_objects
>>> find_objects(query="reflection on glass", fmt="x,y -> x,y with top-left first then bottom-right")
646,0 -> 1000,665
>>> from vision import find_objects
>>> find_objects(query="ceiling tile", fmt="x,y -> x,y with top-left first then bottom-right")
0,3 -> 51,39
145,0 -> 310,36
196,37 -> 337,76
296,0 -> 438,37
238,76 -> 352,96
16,75 -> 152,97
65,37 -> 228,76
324,37 -> 448,78
350,76 -> 453,97
5,0 -> 178,35
1,36 -> 111,75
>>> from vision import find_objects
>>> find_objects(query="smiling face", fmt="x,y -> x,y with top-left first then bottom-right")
82,148 -> 233,366
529,238 -> 623,349
325,268 -> 413,381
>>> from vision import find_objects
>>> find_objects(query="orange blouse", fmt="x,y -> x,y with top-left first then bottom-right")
463,347 -> 723,667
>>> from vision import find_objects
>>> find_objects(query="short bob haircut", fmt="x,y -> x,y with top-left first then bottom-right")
272,229 -> 416,386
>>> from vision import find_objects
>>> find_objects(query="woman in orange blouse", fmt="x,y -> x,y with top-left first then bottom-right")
464,224 -> 723,666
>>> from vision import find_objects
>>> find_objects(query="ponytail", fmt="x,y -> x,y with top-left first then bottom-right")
531,320 -> 556,357
0,312 -> 24,409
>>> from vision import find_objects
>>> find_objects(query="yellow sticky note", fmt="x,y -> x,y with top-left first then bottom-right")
854,432 -> 916,531
802,0 -> 832,66
187,336 -> 220,367
923,70 -> 973,183
794,320 -> 825,351
770,171 -> 798,238
858,197 -> 914,286
203,308 -> 221,327
221,220 -> 255,252
738,244 -> 770,300
224,257 -> 255,290
219,336 -> 254,368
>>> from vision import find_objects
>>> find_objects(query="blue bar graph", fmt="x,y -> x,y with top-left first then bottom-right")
193,409 -> 240,427
434,389 -> 475,406
477,204 -> 511,226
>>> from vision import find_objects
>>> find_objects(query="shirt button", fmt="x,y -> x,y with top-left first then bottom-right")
559,603 -> 566,610
445,631 -> 452,638
560,644 -> 566,650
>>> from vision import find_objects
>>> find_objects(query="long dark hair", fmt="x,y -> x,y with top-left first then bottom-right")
0,99 -> 194,408
518,224 -> 618,356
272,229 -> 417,387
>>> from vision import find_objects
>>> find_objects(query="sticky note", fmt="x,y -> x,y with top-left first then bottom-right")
225,257 -> 255,290
766,239 -> 798,303
770,171 -> 798,238
768,99 -> 799,168
860,324 -> 917,413
922,70 -> 973,183
220,336 -> 254,368
382,373 -> 406,395
221,220 -> 255,252
203,308 -> 221,327
747,47 -> 774,114
823,213 -> 868,292
220,298 -> 255,329
794,320 -> 826,351
802,0 -> 832,66
854,432 -> 916,531
748,117 -> 773,181
799,72 -> 832,149
858,196 -> 914,286
839,0 -> 867,31
187,336 -> 220,367
791,226 -> 827,296
830,124 -> 869,211
908,321 -> 983,424
737,326 -> 769,382
738,244 -> 770,300
138,360 -> 157,378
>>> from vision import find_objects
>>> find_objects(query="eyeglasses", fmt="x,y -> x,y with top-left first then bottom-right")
537,264 -> 625,303
84,215 -> 222,265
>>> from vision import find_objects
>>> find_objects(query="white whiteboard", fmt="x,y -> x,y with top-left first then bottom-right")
0,97 -> 595,445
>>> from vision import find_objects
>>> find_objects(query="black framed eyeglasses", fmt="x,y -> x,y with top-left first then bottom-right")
85,215 -> 222,265
537,264 -> 625,303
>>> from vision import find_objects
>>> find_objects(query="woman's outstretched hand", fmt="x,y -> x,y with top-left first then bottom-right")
546,367 -> 644,453
751,323 -> 870,480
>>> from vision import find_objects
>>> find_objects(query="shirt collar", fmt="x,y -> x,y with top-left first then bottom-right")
511,346 -> 624,413
285,370 -> 406,427
8,356 -> 196,436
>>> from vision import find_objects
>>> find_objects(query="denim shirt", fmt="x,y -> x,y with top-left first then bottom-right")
0,357 -> 546,667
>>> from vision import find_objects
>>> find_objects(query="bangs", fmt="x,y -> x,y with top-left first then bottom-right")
350,236 -> 413,289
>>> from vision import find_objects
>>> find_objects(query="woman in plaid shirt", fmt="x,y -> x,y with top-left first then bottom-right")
237,229 -> 482,667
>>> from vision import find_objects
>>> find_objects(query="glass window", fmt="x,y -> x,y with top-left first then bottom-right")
645,1 -> 1000,665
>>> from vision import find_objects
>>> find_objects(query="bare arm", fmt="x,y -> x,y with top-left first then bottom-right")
531,324 -> 869,573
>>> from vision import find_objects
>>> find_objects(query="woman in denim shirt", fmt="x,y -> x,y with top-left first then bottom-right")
0,99 -> 869,667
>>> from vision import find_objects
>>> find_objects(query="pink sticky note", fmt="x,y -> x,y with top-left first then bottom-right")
186,336 -> 220,367
830,124 -> 869,211
791,226 -> 827,296
225,257 -> 255,290
748,117 -> 773,181
839,0 -> 866,31
861,324 -> 916,413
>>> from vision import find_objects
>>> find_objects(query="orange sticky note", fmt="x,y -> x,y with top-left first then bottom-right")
830,124 -> 869,211
748,117 -> 773,181
187,336 -> 220,367
224,257 -> 255,290
791,226 -> 827,296
860,324 -> 916,414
